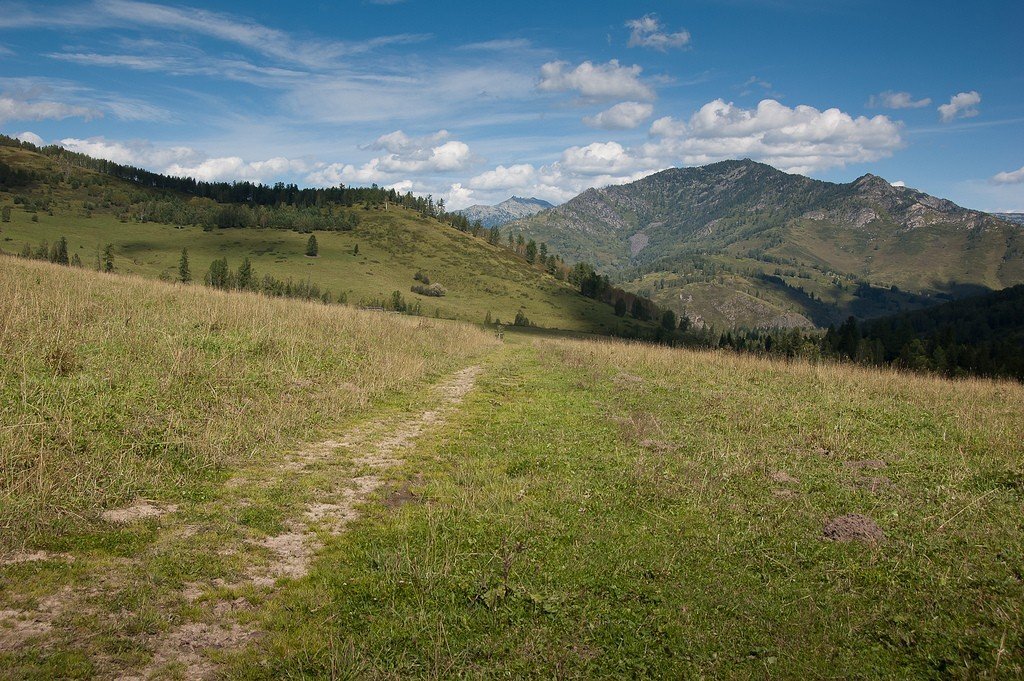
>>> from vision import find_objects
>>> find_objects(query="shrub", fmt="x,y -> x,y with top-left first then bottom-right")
411,283 -> 446,297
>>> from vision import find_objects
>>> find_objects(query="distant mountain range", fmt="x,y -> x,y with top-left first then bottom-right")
508,160 -> 1024,329
992,213 -> 1024,226
457,196 -> 554,227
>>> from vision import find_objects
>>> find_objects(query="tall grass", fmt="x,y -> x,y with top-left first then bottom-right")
0,256 -> 497,546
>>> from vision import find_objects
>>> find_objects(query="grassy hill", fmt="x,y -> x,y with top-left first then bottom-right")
0,140 -> 642,336
2,258 -> 1022,677
509,160 -> 1024,328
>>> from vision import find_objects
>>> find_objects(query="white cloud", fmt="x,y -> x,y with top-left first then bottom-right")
14,131 -> 45,146
583,101 -> 653,130
0,95 -> 99,123
992,166 -> 1024,185
58,136 -> 200,168
891,180 -> 906,187
468,164 -> 539,190
165,156 -> 311,182
647,98 -> 903,174
938,91 -> 980,122
559,142 -> 641,176
305,130 -> 473,186
868,91 -> 931,109
442,182 -> 475,209
626,14 -> 691,51
537,60 -> 655,101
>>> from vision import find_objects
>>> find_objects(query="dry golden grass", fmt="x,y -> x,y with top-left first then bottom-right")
0,256 -> 497,545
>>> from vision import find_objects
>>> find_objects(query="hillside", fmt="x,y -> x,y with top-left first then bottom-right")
509,160 -> 1024,328
0,140 -> 640,336
3,258 -> 1023,677
457,196 -> 554,227
855,283 -> 1024,379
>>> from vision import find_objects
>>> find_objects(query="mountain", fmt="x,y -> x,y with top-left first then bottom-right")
457,196 -> 554,227
993,212 -> 1024,226
508,160 -> 1024,329
0,137 -> 649,336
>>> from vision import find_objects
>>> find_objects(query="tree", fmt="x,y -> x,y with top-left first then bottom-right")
102,244 -> 114,272
353,243 -> 359,256
306,234 -> 319,257
484,311 -> 492,325
1,206 -> 10,223
52,236 -> 69,265
70,253 -> 82,267
525,240 -> 537,264
614,298 -> 627,317
661,309 -> 677,331
178,248 -> 191,283
237,257 -> 253,289
205,257 -> 229,288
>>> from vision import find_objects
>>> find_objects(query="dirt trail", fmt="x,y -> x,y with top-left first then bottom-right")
121,364 -> 482,680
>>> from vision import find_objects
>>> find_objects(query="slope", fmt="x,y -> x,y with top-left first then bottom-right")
0,140 -> 638,335
509,160 -> 1024,328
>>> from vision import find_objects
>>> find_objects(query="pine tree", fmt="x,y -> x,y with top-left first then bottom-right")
70,253 -> 82,267
306,234 -> 318,257
237,257 -> 253,289
484,311 -> 492,325
353,243 -> 359,256
1,206 -> 10,223
102,244 -> 114,272
178,248 -> 191,283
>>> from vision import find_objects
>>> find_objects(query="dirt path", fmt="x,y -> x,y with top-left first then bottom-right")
0,365 -> 482,680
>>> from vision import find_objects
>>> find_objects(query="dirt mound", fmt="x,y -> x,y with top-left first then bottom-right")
822,514 -> 885,543
770,471 -> 799,484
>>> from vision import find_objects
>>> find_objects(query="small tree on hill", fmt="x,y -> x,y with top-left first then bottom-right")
353,243 -> 359,255
661,309 -> 677,331
178,248 -> 191,283
206,257 -> 229,289
1,206 -> 10,223
306,234 -> 319,257
70,253 -> 82,267
237,257 -> 253,289
102,244 -> 115,273
52,236 -> 69,265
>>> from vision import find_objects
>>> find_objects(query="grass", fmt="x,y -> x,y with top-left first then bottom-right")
0,144 -> 640,335
2,261 -> 1023,677
0,256 -> 496,545
228,338 -> 1024,677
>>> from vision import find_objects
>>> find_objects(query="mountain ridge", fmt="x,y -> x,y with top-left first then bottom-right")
457,195 -> 554,227
507,159 -> 1023,328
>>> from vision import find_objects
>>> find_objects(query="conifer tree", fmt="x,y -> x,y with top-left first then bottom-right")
178,248 -> 191,283
70,253 -> 82,267
52,236 -> 69,265
102,244 -> 114,272
1,206 -> 10,223
306,234 -> 319,257
237,257 -> 253,289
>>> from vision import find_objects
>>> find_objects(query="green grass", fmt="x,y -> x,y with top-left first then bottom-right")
218,338 -> 1024,677
0,144 -> 642,335
3,259 -> 1023,678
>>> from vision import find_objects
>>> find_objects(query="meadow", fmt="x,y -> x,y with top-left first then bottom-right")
2,258 -> 1023,678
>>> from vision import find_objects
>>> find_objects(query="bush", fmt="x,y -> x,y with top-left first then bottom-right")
411,283 -> 446,297
413,270 -> 430,284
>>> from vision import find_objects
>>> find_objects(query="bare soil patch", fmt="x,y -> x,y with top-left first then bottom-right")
822,514 -> 885,544
770,471 -> 800,485
844,459 -> 887,471
101,501 -> 177,524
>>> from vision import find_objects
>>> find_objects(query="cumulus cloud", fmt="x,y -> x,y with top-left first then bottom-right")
537,60 -> 655,101
306,130 -> 472,186
938,91 -> 980,122
14,131 -> 45,146
890,180 -> 906,187
626,14 -> 690,51
58,136 -> 200,168
0,95 -> 99,123
583,101 -> 654,130
646,98 -> 903,174
867,91 -> 931,109
991,166 -> 1024,185
166,156 -> 311,182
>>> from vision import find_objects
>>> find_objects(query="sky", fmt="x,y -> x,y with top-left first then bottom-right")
0,0 -> 1021,211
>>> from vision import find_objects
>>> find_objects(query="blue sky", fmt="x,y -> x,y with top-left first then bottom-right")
0,0 -> 1021,210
